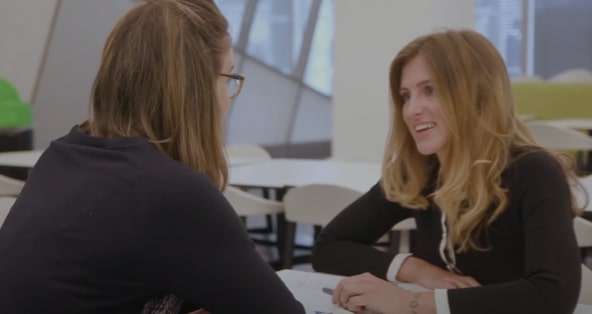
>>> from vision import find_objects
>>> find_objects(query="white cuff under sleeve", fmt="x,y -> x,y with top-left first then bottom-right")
386,253 -> 413,282
434,289 -> 451,314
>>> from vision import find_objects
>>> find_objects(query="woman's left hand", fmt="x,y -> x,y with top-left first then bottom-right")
333,272 -> 416,314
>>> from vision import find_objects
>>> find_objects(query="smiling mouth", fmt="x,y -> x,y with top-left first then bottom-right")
415,122 -> 436,133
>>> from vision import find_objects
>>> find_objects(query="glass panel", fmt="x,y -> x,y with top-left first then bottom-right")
226,60 -> 299,145
304,0 -> 334,96
533,0 -> 592,78
215,0 -> 247,44
475,0 -> 524,77
291,87 -> 332,143
247,0 -> 312,74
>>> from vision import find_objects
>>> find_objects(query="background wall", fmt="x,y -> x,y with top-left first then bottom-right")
0,0 -> 58,103
332,0 -> 475,161
33,0 -> 134,148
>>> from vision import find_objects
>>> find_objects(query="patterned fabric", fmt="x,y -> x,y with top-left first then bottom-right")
142,294 -> 184,314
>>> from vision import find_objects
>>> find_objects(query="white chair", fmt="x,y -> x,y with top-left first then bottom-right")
225,144 -> 276,233
549,68 -> 592,83
581,265 -> 592,305
0,196 -> 16,227
0,174 -> 25,196
575,175 -> 592,212
225,144 -> 271,160
223,186 -> 283,217
526,121 -> 592,151
575,217 -> 592,248
281,184 -> 416,268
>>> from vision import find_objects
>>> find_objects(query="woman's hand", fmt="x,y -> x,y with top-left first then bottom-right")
333,272 -> 434,314
398,256 -> 480,289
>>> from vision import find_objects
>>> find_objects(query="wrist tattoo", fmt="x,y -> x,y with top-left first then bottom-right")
409,293 -> 421,314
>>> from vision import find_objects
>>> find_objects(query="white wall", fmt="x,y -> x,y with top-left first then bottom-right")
332,0 -> 475,161
0,0 -> 58,103
33,0 -> 134,148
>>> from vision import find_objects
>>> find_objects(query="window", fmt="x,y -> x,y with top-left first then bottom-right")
304,0 -> 334,95
247,0 -> 312,74
215,0 -> 335,147
215,0 -> 247,44
475,0 -> 526,77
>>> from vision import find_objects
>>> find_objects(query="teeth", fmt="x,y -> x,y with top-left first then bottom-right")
415,122 -> 436,132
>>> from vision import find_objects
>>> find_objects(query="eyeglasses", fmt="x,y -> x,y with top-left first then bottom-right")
219,73 -> 245,99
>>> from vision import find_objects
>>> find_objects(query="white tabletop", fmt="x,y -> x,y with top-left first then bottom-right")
576,304 -> 592,314
0,150 -> 264,168
0,150 -> 43,168
548,118 -> 592,131
229,158 -> 381,193
278,270 -> 592,314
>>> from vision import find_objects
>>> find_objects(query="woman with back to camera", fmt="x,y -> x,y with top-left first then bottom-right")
0,1 -> 304,313
312,30 -> 581,314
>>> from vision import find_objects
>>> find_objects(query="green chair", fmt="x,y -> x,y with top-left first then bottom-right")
0,78 -> 31,128
512,82 -> 592,120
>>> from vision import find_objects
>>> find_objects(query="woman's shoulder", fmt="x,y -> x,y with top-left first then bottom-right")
507,147 -> 565,177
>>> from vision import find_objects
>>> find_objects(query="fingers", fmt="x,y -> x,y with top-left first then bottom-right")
460,276 -> 481,287
333,273 -> 374,308
444,275 -> 481,289
344,295 -> 367,312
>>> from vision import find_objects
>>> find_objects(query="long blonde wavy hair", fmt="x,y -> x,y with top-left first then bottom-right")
382,30 -> 579,253
87,0 -> 229,189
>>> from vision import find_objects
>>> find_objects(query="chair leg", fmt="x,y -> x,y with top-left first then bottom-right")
276,213 -> 287,265
281,221 -> 296,269
313,225 -> 322,242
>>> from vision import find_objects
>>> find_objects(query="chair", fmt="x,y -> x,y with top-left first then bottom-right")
581,265 -> 592,305
575,216 -> 592,249
224,144 -> 276,234
0,174 -> 24,196
223,186 -> 283,217
0,196 -> 16,227
281,184 -> 416,268
526,121 -> 592,151
225,144 -> 271,160
549,69 -> 592,83
281,184 -> 361,268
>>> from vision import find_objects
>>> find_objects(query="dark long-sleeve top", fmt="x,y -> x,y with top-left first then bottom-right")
312,150 -> 581,314
0,126 -> 304,314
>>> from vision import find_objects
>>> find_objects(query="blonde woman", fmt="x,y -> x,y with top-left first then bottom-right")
312,30 -> 581,314
0,1 -> 304,313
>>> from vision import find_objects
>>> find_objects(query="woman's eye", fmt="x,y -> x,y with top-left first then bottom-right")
424,85 -> 434,96
400,93 -> 410,103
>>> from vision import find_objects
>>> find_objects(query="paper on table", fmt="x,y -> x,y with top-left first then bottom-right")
277,270 -> 352,314
277,270 -> 428,314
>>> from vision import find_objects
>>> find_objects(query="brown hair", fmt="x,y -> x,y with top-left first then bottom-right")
383,30 -> 580,252
88,0 -> 229,188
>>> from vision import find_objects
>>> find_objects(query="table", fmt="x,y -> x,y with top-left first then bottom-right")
229,158 -> 381,193
0,150 -> 264,168
0,150 -> 42,168
548,118 -> 592,131
277,270 -> 592,314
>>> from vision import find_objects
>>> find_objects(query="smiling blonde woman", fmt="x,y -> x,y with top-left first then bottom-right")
313,30 -> 581,314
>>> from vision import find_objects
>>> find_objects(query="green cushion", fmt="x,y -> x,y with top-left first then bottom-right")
512,82 -> 592,120
0,99 -> 32,128
0,78 -> 31,128
0,79 -> 20,102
